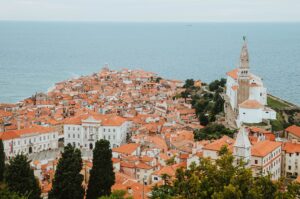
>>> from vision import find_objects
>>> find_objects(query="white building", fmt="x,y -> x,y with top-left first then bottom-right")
0,125 -> 59,158
282,141 -> 300,178
226,38 -> 276,127
63,113 -> 131,149
251,140 -> 282,180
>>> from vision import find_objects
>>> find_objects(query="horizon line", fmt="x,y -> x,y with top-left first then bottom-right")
1,20 -> 300,23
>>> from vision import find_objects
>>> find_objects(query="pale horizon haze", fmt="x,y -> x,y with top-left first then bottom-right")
0,0 -> 300,22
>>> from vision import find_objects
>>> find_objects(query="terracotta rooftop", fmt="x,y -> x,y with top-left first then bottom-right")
239,99 -> 263,109
112,143 -> 140,155
286,125 -> 300,138
226,68 -> 238,80
203,136 -> 235,152
251,140 -> 281,157
282,142 -> 300,153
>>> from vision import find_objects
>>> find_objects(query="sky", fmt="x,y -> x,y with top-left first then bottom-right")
0,0 -> 300,22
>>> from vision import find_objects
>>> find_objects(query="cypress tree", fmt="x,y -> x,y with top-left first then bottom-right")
0,139 -> 5,182
4,154 -> 41,199
49,144 -> 84,199
86,139 -> 115,199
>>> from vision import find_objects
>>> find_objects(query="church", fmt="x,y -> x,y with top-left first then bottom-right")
225,37 -> 276,127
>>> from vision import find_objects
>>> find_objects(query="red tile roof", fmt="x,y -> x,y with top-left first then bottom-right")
282,142 -> 300,153
251,140 -> 281,157
239,100 -> 263,109
286,125 -> 300,138
112,143 -> 140,155
226,68 -> 238,80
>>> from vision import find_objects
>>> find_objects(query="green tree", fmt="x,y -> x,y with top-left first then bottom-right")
0,184 -> 27,199
49,144 -> 84,199
151,146 -> 297,199
4,154 -> 41,199
199,113 -> 209,126
194,124 -> 234,140
183,79 -> 195,89
0,139 -> 5,182
99,190 -> 133,199
86,140 -> 115,199
212,93 -> 224,115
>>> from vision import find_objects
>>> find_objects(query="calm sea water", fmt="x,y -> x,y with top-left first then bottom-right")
0,22 -> 299,105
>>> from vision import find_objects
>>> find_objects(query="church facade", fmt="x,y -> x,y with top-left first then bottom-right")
226,38 -> 276,127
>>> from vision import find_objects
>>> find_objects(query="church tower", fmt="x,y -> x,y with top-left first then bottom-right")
233,126 -> 251,167
237,36 -> 250,106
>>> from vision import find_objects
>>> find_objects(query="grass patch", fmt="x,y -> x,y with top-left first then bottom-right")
270,112 -> 286,131
267,96 -> 288,110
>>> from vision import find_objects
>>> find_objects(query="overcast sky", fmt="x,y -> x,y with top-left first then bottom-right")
0,0 -> 300,22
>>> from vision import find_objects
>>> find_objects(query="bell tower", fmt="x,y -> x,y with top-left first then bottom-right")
237,36 -> 250,106
233,126 -> 251,167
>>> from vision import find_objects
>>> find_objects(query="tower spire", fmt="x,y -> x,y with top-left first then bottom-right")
240,36 -> 249,69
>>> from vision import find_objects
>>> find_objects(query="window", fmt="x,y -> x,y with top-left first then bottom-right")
73,134 -> 75,138
288,166 -> 291,170
103,128 -> 106,132
53,134 -> 55,139
297,152 -> 299,156
255,160 -> 258,164
73,127 -> 75,131
289,153 -> 292,157
68,127 -> 70,130
154,177 -> 158,181
108,135 -> 111,140
78,134 -> 80,139
113,129 -> 116,132
108,129 -> 111,132
113,135 -> 115,140
68,134 -> 70,138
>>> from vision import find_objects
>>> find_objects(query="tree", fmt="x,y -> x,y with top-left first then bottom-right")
0,139 -> 5,182
199,113 -> 209,126
0,185 -> 27,199
194,124 -> 234,141
49,144 -> 84,199
4,154 -> 41,199
183,79 -> 195,89
212,93 -> 224,115
86,140 -> 115,199
151,146 -> 297,199
99,190 -> 133,199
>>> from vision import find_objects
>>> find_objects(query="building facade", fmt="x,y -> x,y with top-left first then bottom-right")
0,125 -> 59,158
64,113 -> 131,149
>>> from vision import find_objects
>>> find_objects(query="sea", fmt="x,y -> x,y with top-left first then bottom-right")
0,22 -> 299,105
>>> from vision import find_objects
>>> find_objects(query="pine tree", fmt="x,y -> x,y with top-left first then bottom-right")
86,139 -> 115,199
49,144 -> 84,199
4,154 -> 41,199
0,139 -> 5,182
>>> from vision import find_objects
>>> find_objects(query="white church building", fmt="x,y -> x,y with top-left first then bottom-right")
226,37 -> 276,127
